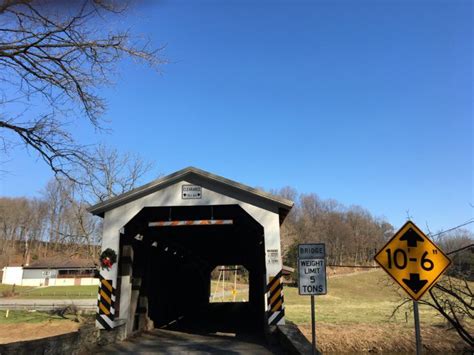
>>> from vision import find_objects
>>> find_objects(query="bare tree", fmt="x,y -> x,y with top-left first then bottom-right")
0,144 -> 153,263
0,0 -> 163,179
80,145 -> 154,203
277,189 -> 393,268
424,275 -> 473,347
64,145 -> 153,259
40,145 -> 153,260
0,196 -> 48,264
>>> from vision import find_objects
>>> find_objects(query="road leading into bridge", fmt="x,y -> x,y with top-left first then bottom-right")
97,329 -> 282,354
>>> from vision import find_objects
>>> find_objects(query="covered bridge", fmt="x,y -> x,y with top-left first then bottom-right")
88,167 -> 293,336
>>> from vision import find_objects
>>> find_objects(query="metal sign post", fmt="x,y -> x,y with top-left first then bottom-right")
413,300 -> 422,355
298,243 -> 326,355
311,295 -> 316,355
374,220 -> 452,354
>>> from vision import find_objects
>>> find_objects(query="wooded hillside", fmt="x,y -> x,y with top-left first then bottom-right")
0,182 -> 471,274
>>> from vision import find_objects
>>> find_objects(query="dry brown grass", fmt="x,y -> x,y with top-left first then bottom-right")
0,319 -> 80,344
299,323 -> 472,354
286,270 -> 473,353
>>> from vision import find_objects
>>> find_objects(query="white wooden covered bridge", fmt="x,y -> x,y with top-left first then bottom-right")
88,167 -> 293,337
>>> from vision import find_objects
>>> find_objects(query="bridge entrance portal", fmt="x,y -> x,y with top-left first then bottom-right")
88,167 -> 293,338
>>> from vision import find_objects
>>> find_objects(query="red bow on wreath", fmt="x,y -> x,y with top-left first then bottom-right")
102,257 -> 112,268
100,248 -> 117,270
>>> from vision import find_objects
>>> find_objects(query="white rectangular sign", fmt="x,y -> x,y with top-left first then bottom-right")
298,243 -> 325,259
267,249 -> 279,265
182,185 -> 202,199
298,243 -> 327,295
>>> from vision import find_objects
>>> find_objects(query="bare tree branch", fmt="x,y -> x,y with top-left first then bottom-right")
77,145 -> 154,203
0,0 -> 165,179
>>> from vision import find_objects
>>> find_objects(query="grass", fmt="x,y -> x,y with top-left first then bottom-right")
210,280 -> 249,302
17,285 -> 98,299
0,310 -> 76,324
284,270 -> 443,327
0,284 -> 36,294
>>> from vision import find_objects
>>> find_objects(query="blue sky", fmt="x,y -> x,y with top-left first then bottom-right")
1,0 -> 472,233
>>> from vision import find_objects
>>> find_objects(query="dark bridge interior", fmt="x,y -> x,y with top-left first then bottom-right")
121,205 -> 266,334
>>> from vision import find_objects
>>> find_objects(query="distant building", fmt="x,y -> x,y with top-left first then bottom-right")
1,257 -> 99,286
1,266 -> 23,285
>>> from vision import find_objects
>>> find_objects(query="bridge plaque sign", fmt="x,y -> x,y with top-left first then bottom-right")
298,243 -> 326,355
298,243 -> 327,295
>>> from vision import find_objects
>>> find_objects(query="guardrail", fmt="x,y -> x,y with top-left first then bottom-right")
16,291 -> 97,297
0,303 -> 96,311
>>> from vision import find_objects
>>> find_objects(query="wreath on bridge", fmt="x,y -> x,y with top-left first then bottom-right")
100,248 -> 117,270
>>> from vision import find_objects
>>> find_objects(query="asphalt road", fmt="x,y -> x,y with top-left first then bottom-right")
97,329 -> 281,354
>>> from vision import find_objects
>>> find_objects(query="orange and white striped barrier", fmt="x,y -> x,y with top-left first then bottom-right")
148,219 -> 233,227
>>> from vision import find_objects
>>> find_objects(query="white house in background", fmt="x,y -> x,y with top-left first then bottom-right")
2,257 -> 99,286
1,266 -> 23,285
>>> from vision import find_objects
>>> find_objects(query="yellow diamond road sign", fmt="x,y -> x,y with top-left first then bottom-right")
375,221 -> 451,301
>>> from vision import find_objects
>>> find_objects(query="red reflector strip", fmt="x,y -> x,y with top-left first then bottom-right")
148,220 -> 233,227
